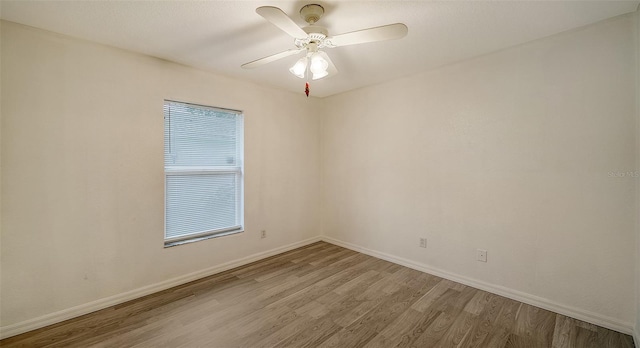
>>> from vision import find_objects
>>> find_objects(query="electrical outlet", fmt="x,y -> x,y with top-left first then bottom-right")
419,238 -> 427,248
476,249 -> 487,262
261,230 -> 267,239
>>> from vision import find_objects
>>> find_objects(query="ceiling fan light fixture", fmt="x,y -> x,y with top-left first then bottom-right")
246,4 -> 408,88
289,57 -> 308,78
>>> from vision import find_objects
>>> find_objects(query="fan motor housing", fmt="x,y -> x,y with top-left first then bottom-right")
303,25 -> 328,38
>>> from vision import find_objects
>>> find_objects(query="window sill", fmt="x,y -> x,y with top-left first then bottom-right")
164,229 -> 244,248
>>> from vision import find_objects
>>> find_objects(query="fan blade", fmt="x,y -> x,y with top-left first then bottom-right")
256,6 -> 308,39
241,48 -> 304,69
315,51 -> 338,78
328,23 -> 408,47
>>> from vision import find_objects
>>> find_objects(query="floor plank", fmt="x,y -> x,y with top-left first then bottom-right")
0,241 -> 634,348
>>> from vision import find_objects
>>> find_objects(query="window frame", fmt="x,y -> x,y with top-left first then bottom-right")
163,100 -> 244,247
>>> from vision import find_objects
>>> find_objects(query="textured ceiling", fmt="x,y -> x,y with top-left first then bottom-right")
1,1 -> 638,98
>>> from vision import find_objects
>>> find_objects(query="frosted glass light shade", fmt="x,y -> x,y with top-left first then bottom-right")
289,57 -> 308,78
310,52 -> 329,80
310,54 -> 328,73
312,70 -> 328,80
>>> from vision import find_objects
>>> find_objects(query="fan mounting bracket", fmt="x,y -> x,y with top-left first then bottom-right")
300,4 -> 324,24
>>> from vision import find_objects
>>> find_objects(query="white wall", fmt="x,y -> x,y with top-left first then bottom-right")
322,13 -> 637,330
0,21 -> 321,331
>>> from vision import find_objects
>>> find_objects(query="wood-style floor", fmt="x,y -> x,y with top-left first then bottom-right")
1,242 -> 635,348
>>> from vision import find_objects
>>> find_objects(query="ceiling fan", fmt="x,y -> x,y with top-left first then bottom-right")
241,4 -> 408,83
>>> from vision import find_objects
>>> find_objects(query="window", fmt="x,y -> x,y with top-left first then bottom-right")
164,100 -> 243,246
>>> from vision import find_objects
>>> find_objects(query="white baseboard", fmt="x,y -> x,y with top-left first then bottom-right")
320,236 -> 635,335
2,235 -> 633,340
0,236 -> 322,340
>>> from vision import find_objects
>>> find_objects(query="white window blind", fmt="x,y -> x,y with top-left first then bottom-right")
164,100 -> 243,245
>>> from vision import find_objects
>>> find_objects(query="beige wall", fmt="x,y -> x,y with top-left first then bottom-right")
322,13 -> 637,329
0,21 -> 321,329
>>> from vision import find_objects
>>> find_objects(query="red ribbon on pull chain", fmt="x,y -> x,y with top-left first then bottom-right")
305,82 -> 309,97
